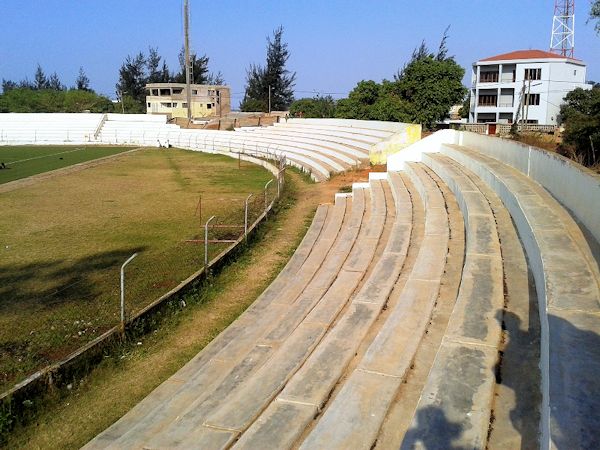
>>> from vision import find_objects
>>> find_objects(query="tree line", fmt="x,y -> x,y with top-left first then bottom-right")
0,66 -> 114,113
289,30 -> 467,130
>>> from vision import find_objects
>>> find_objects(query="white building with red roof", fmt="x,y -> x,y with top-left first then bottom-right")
469,49 -> 591,125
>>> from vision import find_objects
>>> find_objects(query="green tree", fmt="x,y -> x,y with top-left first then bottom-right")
75,67 -> 91,91
335,80 -> 381,119
172,47 -> 223,84
393,41 -> 466,128
0,88 -> 114,113
48,72 -> 65,91
591,0 -> 600,33
34,64 -> 49,90
290,95 -> 336,118
335,31 -> 466,129
241,26 -> 296,112
115,52 -> 147,111
559,86 -> 600,166
146,47 -> 165,83
2,79 -> 17,93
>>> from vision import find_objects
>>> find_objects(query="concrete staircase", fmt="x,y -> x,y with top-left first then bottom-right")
84,128 -> 600,450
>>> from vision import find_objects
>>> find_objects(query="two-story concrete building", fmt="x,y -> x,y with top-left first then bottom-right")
469,49 -> 591,125
145,83 -> 231,119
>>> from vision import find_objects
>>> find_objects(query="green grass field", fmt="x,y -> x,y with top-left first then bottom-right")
0,145 -> 136,184
0,148 -> 273,391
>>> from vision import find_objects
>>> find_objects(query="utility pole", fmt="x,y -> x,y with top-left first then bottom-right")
515,79 -> 526,127
184,0 -> 192,125
524,78 -> 532,125
268,85 -> 272,115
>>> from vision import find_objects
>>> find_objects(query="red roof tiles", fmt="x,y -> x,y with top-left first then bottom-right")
480,49 -> 580,62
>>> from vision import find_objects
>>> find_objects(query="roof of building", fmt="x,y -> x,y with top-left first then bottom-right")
479,49 -> 582,63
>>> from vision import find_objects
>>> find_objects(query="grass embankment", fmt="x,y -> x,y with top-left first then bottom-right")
6,168 -> 325,449
0,148 -> 272,392
0,146 -> 136,184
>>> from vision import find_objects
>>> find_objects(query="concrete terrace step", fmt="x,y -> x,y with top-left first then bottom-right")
86,181 -> 384,449
243,127 -> 374,153
82,199 -> 347,449
440,143 -> 600,449
397,154 -> 504,449
440,155 -> 542,448
276,122 -> 394,139
236,129 -> 371,159
230,174 -> 406,449
297,163 -> 449,449
155,180 -> 389,449
234,128 -> 368,159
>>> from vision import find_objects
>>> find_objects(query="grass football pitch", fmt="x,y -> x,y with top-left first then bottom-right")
0,145 -> 136,184
0,147 -> 273,391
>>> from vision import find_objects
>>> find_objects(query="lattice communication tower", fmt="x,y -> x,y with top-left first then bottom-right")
550,0 -> 575,58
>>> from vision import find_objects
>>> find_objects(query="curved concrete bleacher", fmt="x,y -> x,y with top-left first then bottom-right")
3,113 -> 598,448
1,114 -> 403,182
84,175 -> 392,449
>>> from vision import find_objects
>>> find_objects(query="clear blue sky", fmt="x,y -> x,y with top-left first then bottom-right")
1,0 -> 598,106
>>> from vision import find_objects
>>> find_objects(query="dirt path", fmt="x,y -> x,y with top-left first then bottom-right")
8,166 -> 375,449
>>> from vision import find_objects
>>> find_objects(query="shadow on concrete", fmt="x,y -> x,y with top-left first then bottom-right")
546,313 -> 600,450
0,247 -> 147,311
401,406 -> 465,450
495,307 -> 600,449
493,305 -> 541,448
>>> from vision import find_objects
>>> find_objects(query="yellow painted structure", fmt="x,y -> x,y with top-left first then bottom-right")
369,123 -> 422,164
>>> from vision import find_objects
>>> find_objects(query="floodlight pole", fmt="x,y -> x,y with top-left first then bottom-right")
205,215 -> 216,269
120,252 -> 138,334
244,194 -> 253,239
184,0 -> 192,125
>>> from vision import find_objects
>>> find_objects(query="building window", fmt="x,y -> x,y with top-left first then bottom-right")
192,90 -> 198,95
525,94 -> 540,106
574,70 -> 577,76
160,89 -> 170,95
182,103 -> 188,108
207,103 -> 212,109
147,102 -> 151,107
524,68 -> 542,80
172,88 -> 183,94
478,95 -> 497,106
152,89 -> 159,96
479,72 -> 499,83
173,103 -> 178,108
161,102 -> 172,108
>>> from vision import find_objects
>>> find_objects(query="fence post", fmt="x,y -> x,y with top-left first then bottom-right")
244,194 -> 253,239
205,215 -> 216,270
120,252 -> 138,335
277,168 -> 286,198
264,179 -> 273,213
